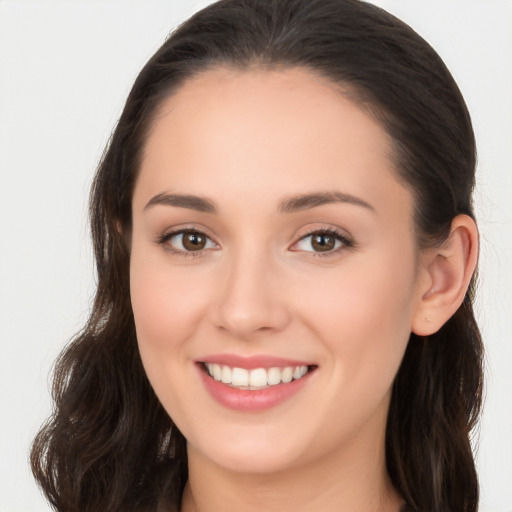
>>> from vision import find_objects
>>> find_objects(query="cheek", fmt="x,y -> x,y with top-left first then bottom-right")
129,252 -> 217,423
130,257 -> 209,351
129,251 -> 218,414
302,250 -> 416,396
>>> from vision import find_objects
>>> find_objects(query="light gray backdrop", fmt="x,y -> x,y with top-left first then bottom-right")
1,1 -> 510,511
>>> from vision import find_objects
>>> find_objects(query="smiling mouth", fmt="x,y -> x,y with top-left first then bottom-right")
201,362 -> 316,390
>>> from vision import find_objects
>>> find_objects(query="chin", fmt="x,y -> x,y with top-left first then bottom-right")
187,423 -> 312,475
199,445 -> 302,475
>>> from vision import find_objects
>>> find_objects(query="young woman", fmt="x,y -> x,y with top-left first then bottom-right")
31,1 -> 483,511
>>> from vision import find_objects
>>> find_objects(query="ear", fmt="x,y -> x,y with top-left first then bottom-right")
412,214 -> 479,336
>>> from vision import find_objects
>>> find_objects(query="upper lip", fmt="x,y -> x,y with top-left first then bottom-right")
198,353 -> 314,370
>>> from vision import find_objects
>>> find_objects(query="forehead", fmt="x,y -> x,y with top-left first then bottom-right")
145,66 -> 391,160
135,66 -> 411,220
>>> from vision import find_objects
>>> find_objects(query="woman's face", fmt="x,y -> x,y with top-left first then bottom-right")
130,67 -> 427,474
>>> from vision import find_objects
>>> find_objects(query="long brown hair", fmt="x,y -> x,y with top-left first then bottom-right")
31,1 -> 483,511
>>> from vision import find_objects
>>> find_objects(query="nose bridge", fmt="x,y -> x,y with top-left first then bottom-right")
215,242 -> 290,339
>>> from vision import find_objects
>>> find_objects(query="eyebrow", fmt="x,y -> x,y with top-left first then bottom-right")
143,190 -> 374,214
277,191 -> 375,213
144,192 -> 217,213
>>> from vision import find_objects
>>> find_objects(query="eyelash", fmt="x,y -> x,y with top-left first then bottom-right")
155,229 -> 217,258
293,228 -> 355,258
155,227 -> 354,258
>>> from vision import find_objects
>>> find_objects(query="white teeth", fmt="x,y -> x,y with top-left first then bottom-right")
281,367 -> 293,383
267,367 -> 281,385
231,367 -> 249,386
205,363 -> 310,388
212,363 -> 222,381
294,365 -> 307,379
249,368 -> 267,387
221,365 -> 231,384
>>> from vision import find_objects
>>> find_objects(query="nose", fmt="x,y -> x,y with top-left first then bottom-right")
213,249 -> 291,340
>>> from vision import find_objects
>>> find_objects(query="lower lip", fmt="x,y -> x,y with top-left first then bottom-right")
198,366 -> 313,412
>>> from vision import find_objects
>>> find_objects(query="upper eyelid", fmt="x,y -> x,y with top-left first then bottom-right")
294,225 -> 353,243
161,230 -> 219,250
298,227 -> 345,238
158,225 -> 218,242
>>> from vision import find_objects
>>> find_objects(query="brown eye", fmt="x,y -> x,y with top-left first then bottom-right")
182,231 -> 207,251
311,233 -> 336,252
292,229 -> 350,255
162,229 -> 217,254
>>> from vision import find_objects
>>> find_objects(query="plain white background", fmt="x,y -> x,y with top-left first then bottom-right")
0,1 -> 510,511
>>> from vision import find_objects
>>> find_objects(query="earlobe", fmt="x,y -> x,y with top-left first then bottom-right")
412,214 -> 478,336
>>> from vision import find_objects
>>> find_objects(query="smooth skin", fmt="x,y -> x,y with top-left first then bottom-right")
129,67 -> 478,512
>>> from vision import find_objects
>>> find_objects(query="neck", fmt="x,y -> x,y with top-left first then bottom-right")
181,431 -> 403,512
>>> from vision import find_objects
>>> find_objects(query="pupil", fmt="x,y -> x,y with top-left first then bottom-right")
183,232 -> 205,251
312,234 -> 334,252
